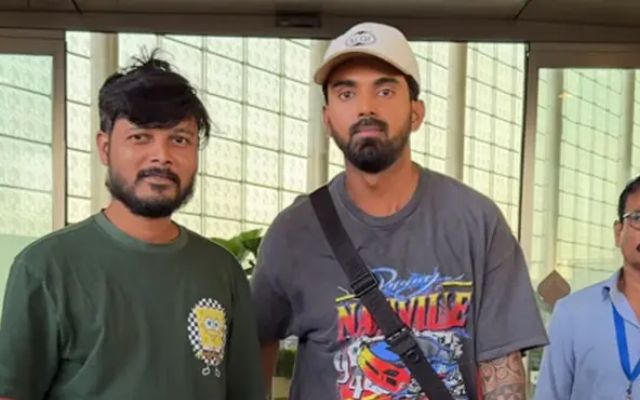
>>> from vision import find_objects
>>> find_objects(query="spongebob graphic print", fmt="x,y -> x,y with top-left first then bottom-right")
334,267 -> 472,400
188,298 -> 227,377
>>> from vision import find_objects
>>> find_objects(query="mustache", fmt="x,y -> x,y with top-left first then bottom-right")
349,117 -> 388,136
136,167 -> 180,184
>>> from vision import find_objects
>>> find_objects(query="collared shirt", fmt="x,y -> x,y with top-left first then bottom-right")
535,269 -> 640,400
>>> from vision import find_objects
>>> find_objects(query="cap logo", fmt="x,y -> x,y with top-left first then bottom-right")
345,30 -> 376,47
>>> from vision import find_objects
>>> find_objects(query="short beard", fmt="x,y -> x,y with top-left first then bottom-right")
330,116 -> 411,173
107,167 -> 195,218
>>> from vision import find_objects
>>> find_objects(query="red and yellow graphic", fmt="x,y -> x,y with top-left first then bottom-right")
334,268 -> 472,400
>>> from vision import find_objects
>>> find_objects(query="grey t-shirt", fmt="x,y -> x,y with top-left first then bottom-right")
251,168 -> 548,400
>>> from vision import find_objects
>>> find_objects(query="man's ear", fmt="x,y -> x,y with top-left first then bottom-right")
96,131 -> 110,166
614,220 -> 623,248
322,105 -> 331,138
410,100 -> 426,131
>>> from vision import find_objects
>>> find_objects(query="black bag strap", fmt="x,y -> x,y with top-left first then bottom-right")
310,185 -> 454,400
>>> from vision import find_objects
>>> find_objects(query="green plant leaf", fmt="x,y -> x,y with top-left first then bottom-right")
211,229 -> 263,277
238,228 -> 262,238
275,348 -> 296,378
244,237 -> 262,256
211,237 -> 245,259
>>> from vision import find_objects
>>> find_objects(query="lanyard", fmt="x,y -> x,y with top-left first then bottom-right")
613,304 -> 640,399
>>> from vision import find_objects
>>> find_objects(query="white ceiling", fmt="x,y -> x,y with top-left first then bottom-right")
2,0 -> 640,41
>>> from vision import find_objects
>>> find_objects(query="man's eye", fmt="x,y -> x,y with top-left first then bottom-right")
130,134 -> 150,143
338,91 -> 355,100
172,135 -> 193,146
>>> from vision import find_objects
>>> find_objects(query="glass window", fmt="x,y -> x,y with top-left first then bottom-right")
66,31 -> 93,224
464,43 -> 526,231
0,52 -> 56,310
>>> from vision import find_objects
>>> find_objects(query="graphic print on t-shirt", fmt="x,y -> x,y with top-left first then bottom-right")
334,267 -> 472,400
187,298 -> 227,378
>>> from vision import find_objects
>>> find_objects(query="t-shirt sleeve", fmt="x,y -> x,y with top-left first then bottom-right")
0,258 -> 60,399
250,220 -> 294,345
225,259 -> 267,400
475,209 -> 549,362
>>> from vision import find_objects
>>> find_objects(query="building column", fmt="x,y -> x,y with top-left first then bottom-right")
619,70 -> 635,190
543,70 -> 564,279
307,40 -> 329,191
445,43 -> 467,180
89,33 -> 118,213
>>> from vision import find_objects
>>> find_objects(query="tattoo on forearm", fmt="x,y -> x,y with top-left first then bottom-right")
479,352 -> 526,400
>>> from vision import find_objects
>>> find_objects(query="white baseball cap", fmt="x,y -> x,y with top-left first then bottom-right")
313,22 -> 420,87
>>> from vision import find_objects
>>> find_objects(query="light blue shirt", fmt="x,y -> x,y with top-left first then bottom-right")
535,270 -> 640,400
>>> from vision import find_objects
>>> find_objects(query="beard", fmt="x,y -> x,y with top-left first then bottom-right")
106,166 -> 195,218
330,116 -> 411,174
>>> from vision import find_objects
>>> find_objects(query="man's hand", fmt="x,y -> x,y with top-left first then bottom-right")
479,351 -> 526,400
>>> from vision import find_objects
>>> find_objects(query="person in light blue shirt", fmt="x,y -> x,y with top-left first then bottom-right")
535,175 -> 640,400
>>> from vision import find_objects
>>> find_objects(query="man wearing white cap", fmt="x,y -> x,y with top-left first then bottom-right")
251,22 -> 547,400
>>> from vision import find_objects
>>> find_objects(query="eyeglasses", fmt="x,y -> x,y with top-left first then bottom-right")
622,211 -> 640,230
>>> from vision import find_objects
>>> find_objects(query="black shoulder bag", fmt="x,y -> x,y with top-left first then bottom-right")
310,185 -> 454,400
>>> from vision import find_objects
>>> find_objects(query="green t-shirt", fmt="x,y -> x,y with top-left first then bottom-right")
0,213 -> 265,400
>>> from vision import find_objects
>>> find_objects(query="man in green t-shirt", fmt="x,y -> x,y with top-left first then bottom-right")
0,54 -> 265,400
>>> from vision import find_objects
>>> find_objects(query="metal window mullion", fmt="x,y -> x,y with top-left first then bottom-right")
278,39 -> 286,209
509,62 -> 519,224
52,37 -> 66,229
240,38 -> 249,231
199,37 -> 207,235
488,52 -> 499,203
